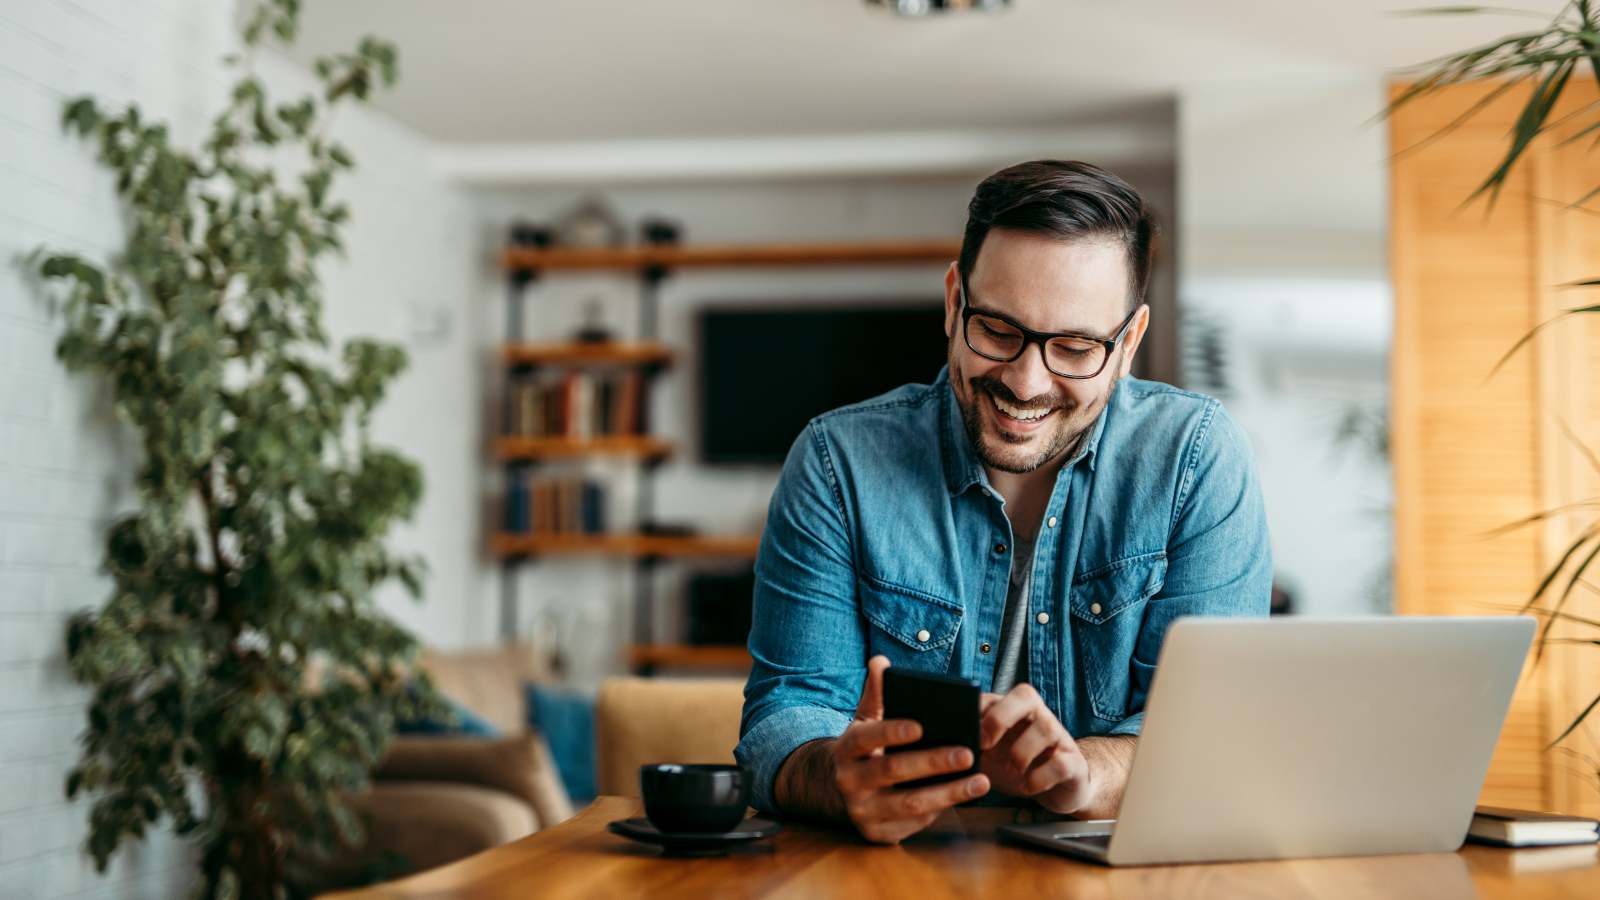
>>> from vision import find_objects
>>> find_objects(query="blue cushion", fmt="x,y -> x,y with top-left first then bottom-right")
526,684 -> 596,805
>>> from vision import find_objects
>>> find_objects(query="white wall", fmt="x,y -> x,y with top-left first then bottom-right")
467,163 -> 1178,682
0,1 -> 474,896
1178,77 -> 1393,615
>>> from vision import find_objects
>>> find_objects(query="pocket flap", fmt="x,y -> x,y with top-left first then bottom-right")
1070,551 -> 1166,625
859,577 -> 963,651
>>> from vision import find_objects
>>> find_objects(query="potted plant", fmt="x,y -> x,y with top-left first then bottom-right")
28,1 -> 441,896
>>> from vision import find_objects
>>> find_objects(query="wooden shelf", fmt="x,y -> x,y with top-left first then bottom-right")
502,238 -> 961,273
502,341 -> 674,368
627,644 -> 750,670
495,435 -> 672,462
491,533 -> 761,559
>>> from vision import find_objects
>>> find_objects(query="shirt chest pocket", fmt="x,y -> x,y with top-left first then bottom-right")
1070,551 -> 1166,722
858,576 -> 963,674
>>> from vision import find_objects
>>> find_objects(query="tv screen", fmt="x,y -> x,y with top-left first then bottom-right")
699,303 -> 948,464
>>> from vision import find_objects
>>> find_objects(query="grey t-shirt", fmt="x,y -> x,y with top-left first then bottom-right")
991,531 -> 1037,695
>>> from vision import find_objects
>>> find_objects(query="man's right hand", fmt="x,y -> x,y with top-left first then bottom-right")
824,655 -> 990,844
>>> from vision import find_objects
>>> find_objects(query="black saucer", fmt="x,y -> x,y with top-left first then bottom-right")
607,816 -> 782,856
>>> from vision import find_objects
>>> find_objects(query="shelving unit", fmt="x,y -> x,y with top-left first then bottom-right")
495,236 -> 961,673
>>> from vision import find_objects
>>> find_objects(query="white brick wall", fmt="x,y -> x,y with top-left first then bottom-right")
0,1 -> 477,896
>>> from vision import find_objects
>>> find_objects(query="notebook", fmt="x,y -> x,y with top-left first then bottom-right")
1467,806 -> 1600,847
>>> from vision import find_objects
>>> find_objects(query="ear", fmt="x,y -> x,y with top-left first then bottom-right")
1117,304 -> 1151,378
943,261 -> 961,341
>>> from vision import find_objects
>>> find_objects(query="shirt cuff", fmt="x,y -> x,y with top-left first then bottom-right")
1105,711 -> 1144,737
735,705 -> 853,814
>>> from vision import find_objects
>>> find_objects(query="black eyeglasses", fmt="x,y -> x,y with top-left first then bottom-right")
957,277 -> 1141,379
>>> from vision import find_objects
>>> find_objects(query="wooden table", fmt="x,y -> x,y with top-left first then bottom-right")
323,796 -> 1600,899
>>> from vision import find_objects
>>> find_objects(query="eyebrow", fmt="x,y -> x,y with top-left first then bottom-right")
962,290 -> 1124,343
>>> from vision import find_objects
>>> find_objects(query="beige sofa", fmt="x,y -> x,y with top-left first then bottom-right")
314,644 -> 573,887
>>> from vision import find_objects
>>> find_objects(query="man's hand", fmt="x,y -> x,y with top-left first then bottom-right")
775,656 -> 990,844
979,683 -> 1134,817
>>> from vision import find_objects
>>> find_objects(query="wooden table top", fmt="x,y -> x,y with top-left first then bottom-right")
322,796 -> 1600,899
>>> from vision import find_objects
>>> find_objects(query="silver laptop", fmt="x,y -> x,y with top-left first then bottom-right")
998,616 -> 1534,866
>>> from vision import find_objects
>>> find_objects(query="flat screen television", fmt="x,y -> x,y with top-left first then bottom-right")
699,303 -> 948,464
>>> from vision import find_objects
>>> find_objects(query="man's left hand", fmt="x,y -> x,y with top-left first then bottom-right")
978,683 -> 1093,814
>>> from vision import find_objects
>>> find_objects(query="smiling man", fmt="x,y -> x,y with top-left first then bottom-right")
735,160 -> 1272,843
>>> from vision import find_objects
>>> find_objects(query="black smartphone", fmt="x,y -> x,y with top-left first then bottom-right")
881,667 -> 981,789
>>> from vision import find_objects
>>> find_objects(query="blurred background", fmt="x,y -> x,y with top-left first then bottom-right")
9,0 -> 1594,894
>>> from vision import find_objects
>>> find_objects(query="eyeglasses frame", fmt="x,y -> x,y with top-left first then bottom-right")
956,276 -> 1142,380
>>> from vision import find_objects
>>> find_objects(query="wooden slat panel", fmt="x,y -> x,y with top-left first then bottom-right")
1391,78 -> 1600,815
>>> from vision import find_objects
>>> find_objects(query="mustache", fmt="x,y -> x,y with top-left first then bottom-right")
970,376 -> 1066,412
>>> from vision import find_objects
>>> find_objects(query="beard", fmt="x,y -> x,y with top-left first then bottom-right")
951,344 -> 1119,475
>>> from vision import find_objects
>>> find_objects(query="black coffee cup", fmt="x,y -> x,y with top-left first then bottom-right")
639,763 -> 748,834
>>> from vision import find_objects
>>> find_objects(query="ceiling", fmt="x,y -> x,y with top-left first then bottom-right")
277,0 -> 1558,144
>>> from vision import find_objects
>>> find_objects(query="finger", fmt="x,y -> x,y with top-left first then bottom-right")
862,772 -> 990,824
1007,717 -> 1069,773
980,683 -> 1044,749
860,745 -> 974,790
835,718 -> 921,760
979,692 -> 1001,714
856,655 -> 891,721
1022,747 -> 1082,796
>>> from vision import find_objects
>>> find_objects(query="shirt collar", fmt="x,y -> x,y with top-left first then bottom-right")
939,366 -> 1112,497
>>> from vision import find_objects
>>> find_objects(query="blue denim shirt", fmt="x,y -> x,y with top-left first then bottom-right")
734,367 -> 1272,813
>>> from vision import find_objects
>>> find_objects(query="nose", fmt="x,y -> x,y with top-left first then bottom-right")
999,341 -> 1057,405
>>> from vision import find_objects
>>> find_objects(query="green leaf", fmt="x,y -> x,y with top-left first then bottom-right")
1547,690 -> 1600,748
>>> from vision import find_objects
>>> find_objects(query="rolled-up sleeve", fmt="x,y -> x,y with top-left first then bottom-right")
735,421 -> 867,813
1126,403 -> 1273,721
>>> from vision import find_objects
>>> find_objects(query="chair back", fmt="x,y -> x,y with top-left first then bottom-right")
594,677 -> 746,797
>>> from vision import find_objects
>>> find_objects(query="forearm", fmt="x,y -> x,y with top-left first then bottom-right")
1075,735 -> 1137,819
773,737 -> 847,822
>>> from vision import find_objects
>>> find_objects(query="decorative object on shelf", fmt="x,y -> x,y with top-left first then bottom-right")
557,194 -> 627,248
639,215 -> 683,247
867,0 -> 1010,17
574,296 -> 616,343
26,3 -> 442,896
510,218 -> 555,249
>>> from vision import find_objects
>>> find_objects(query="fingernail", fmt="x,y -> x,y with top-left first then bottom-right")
949,749 -> 966,767
968,778 -> 986,798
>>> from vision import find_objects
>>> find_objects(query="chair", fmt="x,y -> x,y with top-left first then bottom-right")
594,677 -> 746,797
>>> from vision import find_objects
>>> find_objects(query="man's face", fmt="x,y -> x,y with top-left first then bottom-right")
943,228 -> 1147,475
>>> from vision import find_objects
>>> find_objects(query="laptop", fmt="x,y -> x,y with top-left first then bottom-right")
998,616 -> 1534,866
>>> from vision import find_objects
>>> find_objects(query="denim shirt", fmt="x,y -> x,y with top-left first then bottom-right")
735,367 -> 1272,813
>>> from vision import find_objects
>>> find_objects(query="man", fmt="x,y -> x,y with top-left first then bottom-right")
735,160 -> 1271,844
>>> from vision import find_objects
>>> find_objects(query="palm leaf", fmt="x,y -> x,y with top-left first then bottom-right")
1466,58 -> 1575,209
1548,690 -> 1600,748
1481,498 -> 1600,537
1487,304 -> 1600,378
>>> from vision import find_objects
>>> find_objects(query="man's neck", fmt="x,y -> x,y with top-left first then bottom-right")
985,431 -> 1085,537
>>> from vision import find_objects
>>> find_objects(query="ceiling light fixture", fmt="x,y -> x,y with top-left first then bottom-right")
867,0 -> 1012,17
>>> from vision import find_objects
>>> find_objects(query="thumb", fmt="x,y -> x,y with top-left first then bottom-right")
856,655 -> 890,721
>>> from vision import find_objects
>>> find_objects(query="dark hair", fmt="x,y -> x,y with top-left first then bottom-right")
959,160 -> 1156,312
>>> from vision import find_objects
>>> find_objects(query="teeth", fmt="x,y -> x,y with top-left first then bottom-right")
993,395 -> 1050,421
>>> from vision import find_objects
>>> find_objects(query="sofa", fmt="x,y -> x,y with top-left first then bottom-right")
312,643 -> 573,887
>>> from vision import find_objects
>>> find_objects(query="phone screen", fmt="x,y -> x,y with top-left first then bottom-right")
881,668 -> 981,789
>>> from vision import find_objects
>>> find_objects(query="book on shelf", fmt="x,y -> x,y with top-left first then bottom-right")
502,472 -> 609,535
1467,806 -> 1600,848
505,370 -> 645,440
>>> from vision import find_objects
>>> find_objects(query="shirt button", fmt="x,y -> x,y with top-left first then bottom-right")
1089,603 -> 1102,616
916,629 -> 931,643
980,642 -> 992,654
993,543 -> 1007,555
1036,612 -> 1050,625
1047,516 -> 1058,528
